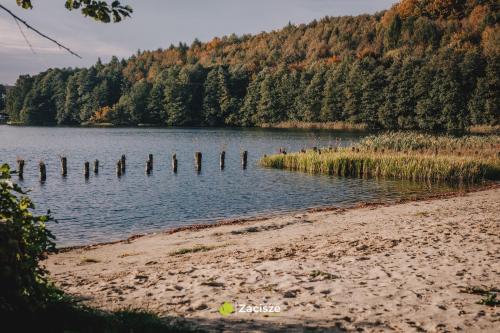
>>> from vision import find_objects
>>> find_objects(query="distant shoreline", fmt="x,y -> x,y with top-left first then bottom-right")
4,122 -> 498,134
5,121 -> 367,131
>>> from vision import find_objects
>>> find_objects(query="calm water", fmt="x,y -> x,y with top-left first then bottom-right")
1,126 -> 459,246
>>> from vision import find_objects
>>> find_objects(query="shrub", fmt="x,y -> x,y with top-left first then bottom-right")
0,163 -> 56,314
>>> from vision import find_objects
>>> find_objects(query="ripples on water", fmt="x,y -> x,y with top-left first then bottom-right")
0,126 -> 461,246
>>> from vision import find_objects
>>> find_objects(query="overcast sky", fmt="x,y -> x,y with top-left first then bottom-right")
0,0 -> 396,84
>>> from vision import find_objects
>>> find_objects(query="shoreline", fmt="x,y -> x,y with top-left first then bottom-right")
4,122 -> 498,134
56,182 -> 499,253
46,184 -> 500,332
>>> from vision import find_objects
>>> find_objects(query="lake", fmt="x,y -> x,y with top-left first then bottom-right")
0,126 -> 461,246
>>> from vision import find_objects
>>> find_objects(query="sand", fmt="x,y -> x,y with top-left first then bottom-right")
46,187 -> 500,332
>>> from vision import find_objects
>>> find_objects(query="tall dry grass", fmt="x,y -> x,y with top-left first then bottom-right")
260,121 -> 368,131
469,125 -> 500,135
358,132 -> 500,159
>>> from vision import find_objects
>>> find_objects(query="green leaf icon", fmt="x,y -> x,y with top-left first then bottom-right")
218,301 -> 234,317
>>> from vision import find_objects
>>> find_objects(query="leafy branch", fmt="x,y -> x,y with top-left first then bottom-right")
16,0 -> 133,23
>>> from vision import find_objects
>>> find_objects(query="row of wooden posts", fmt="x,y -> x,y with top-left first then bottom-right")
15,151 -> 248,181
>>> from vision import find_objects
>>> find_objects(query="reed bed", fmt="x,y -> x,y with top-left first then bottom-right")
260,121 -> 368,131
260,136 -> 500,183
469,125 -> 500,135
358,132 -> 500,159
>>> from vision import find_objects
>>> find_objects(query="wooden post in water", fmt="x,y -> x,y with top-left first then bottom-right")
146,160 -> 152,175
120,155 -> 126,173
116,160 -> 122,177
39,161 -> 46,182
220,151 -> 225,170
60,157 -> 67,177
172,154 -> 178,173
194,152 -> 202,172
94,160 -> 99,174
17,159 -> 25,179
148,154 -> 154,170
241,151 -> 248,169
84,162 -> 90,179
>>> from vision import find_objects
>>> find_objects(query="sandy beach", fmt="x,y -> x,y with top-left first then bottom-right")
46,187 -> 500,332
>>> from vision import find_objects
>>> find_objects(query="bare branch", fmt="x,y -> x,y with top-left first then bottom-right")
13,16 -> 37,55
0,3 -> 82,58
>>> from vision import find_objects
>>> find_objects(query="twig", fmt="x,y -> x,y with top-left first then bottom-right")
13,16 -> 37,55
0,3 -> 82,58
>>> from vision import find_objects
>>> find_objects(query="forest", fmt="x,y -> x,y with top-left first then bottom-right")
3,0 -> 499,132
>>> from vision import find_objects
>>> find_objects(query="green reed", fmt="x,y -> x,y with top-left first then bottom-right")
260,143 -> 500,183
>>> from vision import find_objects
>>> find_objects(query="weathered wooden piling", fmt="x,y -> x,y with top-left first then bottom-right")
60,157 -> 67,177
148,154 -> 154,170
116,160 -> 122,177
146,160 -> 152,175
172,154 -> 178,173
17,159 -> 24,179
39,161 -> 46,182
94,160 -> 99,174
84,162 -> 90,179
241,151 -> 248,169
120,155 -> 126,173
220,151 -> 225,170
194,152 -> 202,172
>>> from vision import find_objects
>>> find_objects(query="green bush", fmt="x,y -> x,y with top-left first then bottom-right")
0,163 -> 56,313
0,164 -> 203,331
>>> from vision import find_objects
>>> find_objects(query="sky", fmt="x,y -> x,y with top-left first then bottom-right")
0,0 -> 397,85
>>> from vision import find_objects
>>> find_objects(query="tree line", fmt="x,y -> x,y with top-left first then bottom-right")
3,0 -> 499,132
